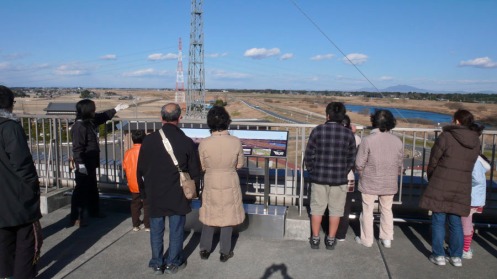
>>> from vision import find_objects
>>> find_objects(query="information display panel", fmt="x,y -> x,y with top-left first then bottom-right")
183,128 -> 289,158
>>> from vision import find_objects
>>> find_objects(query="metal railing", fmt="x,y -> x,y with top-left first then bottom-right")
20,115 -> 497,219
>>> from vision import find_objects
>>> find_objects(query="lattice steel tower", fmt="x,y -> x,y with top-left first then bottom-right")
186,0 -> 205,119
175,37 -> 185,103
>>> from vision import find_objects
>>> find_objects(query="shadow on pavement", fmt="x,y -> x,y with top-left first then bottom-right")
37,201 -> 129,279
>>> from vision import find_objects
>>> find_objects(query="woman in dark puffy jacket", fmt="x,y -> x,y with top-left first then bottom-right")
419,109 -> 482,267
70,99 -> 128,226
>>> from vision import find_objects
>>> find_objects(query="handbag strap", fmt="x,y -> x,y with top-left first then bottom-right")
159,129 -> 181,172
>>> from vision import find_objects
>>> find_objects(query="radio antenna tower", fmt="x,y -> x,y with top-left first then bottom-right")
186,0 -> 206,119
175,37 -> 185,103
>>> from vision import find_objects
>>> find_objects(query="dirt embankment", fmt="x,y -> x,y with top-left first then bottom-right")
15,90 -> 496,129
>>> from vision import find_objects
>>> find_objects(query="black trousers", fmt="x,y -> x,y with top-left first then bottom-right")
0,223 -> 37,279
130,193 -> 150,228
199,225 -> 233,255
71,166 -> 100,221
336,191 -> 354,239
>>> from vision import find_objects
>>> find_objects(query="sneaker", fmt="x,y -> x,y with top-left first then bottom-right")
447,257 -> 462,267
429,255 -> 447,266
325,236 -> 337,250
164,261 -> 187,274
381,239 -> 391,248
144,228 -> 151,232
336,238 -> 346,242
132,227 -> 140,232
152,266 -> 164,275
462,249 -> 473,259
354,236 -> 372,248
309,236 -> 320,249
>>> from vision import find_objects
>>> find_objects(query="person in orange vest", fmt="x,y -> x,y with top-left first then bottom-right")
123,130 -> 150,231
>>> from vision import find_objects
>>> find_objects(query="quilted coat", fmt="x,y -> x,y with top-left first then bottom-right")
198,130 -> 245,227
419,125 -> 480,217
355,129 -> 404,195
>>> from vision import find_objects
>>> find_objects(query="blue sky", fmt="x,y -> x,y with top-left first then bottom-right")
1,0 -> 496,92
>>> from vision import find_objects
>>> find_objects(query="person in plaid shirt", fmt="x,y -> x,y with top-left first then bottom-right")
304,102 -> 357,250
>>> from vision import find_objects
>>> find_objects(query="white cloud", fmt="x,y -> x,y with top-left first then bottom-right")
209,69 -> 250,79
459,57 -> 497,68
244,48 -> 280,59
54,64 -> 88,76
280,53 -> 294,60
310,54 -> 334,61
0,62 -> 11,70
206,52 -> 228,58
343,53 -> 368,65
100,54 -> 117,60
4,52 -> 28,60
121,68 -> 169,77
147,53 -> 178,61
380,76 -> 394,81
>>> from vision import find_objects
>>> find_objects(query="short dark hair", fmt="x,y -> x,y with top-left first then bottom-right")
371,109 -> 396,132
0,85 -> 15,109
326,102 -> 346,123
131,130 -> 146,144
161,103 -> 181,122
207,105 -> 231,132
453,109 -> 484,134
76,99 -> 96,120
342,114 -> 351,129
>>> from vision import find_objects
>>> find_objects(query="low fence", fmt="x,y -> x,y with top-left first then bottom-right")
20,115 -> 497,221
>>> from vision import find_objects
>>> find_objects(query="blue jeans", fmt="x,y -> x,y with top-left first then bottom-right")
149,215 -> 185,268
431,212 -> 463,257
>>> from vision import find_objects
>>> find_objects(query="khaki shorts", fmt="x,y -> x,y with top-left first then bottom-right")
310,183 -> 348,216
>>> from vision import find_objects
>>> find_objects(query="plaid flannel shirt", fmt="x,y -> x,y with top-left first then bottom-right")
304,121 -> 357,186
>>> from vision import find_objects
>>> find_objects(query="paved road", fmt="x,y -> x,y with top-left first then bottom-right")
37,200 -> 497,279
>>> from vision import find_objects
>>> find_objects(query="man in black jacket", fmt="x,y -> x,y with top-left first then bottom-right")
0,85 -> 42,279
137,103 -> 201,275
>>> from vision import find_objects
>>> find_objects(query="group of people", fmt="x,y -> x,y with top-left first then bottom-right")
133,103 -> 245,275
304,102 -> 404,250
305,101 -> 489,268
0,82 -> 491,278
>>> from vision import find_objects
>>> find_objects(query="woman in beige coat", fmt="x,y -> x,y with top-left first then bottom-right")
198,106 -> 245,262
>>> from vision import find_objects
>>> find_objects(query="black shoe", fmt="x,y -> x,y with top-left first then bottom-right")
309,236 -> 320,249
164,261 -> 187,274
325,236 -> 337,250
152,266 -> 164,275
71,219 -> 87,228
200,250 -> 211,260
220,252 -> 234,262
90,213 -> 107,218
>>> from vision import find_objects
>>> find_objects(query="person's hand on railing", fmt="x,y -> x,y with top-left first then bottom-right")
114,103 -> 129,112
78,164 -> 88,175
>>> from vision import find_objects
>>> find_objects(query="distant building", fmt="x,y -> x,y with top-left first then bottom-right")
44,102 -> 77,115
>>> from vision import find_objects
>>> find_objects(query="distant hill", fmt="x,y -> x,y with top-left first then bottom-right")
357,85 -> 497,94
383,85 -> 429,93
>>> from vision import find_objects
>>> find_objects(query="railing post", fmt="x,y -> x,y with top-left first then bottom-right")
264,157 -> 270,213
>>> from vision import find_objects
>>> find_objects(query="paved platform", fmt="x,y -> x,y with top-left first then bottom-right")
37,200 -> 497,279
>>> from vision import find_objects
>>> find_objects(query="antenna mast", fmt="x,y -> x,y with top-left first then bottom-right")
175,37 -> 185,103
186,0 -> 205,119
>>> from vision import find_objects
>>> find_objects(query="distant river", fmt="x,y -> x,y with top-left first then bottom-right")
345,104 -> 453,125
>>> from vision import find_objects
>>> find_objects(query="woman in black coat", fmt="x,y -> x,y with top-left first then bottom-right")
70,99 -> 128,226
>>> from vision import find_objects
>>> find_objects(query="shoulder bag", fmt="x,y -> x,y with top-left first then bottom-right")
159,129 -> 197,199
